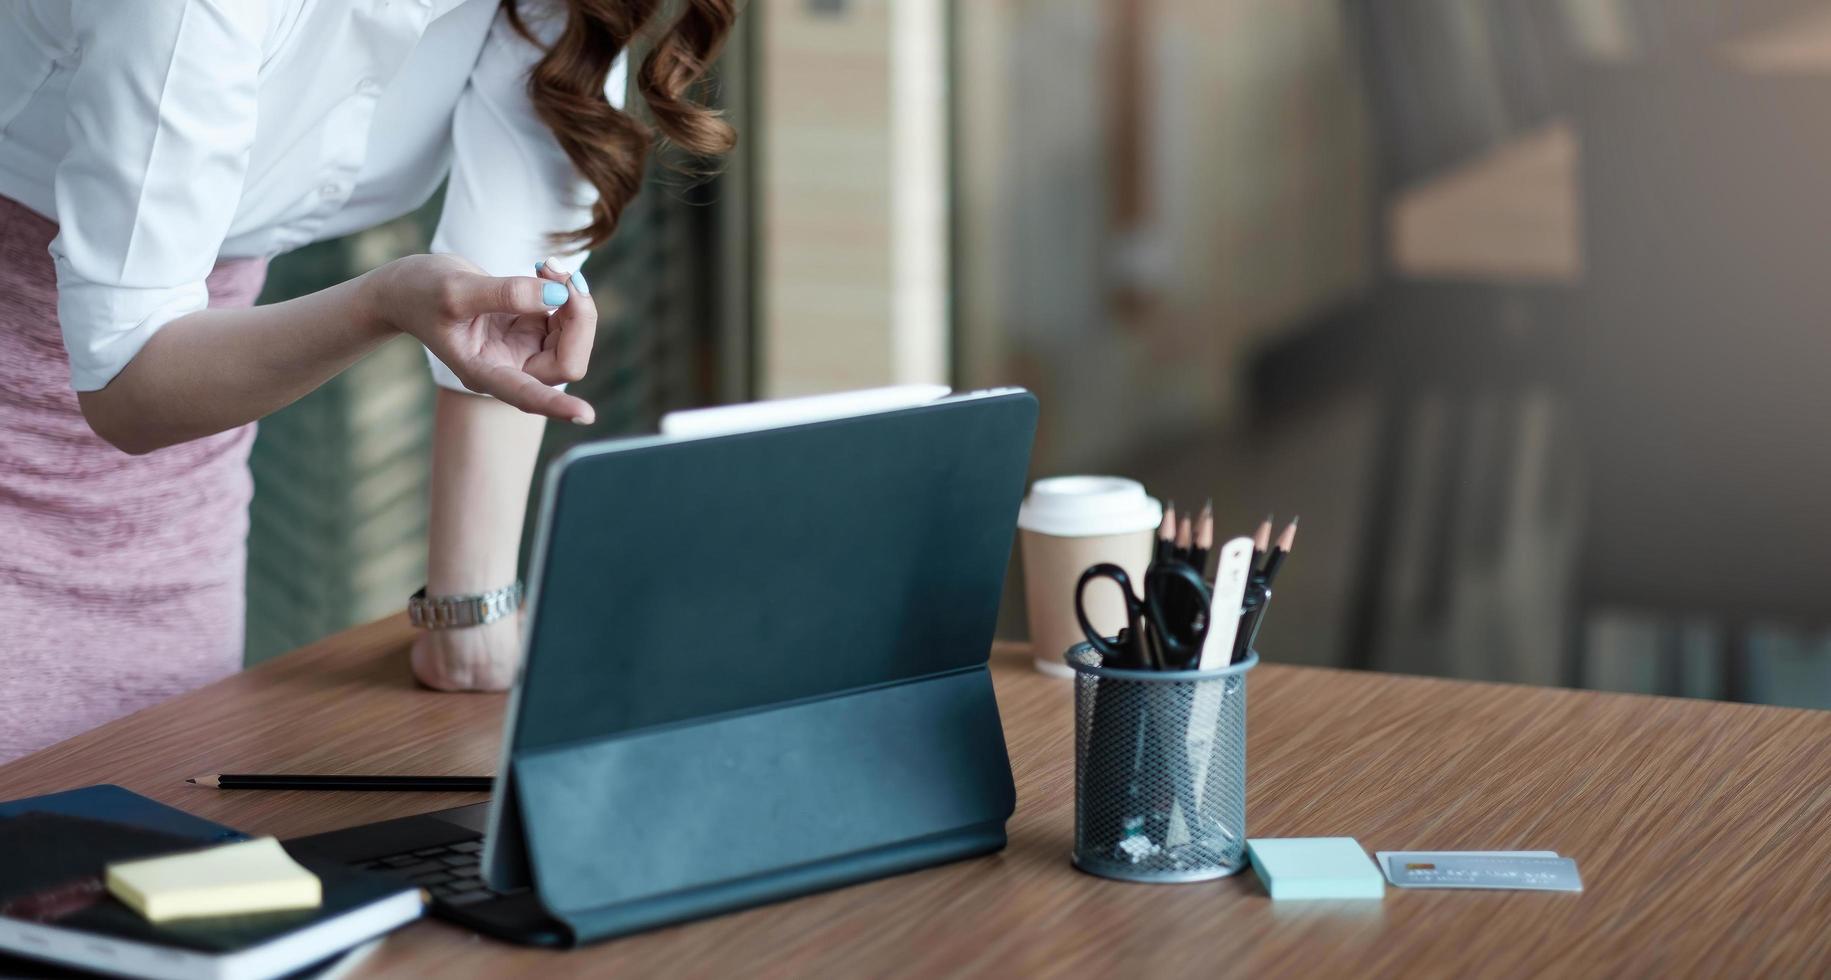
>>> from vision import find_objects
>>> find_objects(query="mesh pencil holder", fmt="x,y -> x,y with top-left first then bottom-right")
1066,642 -> 1257,883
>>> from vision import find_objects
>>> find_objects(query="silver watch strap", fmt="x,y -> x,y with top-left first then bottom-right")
408,581 -> 523,629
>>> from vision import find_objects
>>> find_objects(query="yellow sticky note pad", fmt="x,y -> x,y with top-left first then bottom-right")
106,837 -> 322,923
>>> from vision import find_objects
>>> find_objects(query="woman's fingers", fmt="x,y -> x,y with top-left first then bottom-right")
526,258 -> 597,384
467,361 -> 596,424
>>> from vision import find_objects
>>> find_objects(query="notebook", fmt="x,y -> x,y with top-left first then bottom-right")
0,784 -> 245,843
0,812 -> 420,980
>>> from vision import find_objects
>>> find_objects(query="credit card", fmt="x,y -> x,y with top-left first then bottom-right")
1387,855 -> 1582,892
1377,850 -> 1557,883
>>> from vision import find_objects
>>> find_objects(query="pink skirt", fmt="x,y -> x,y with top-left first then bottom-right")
0,195 -> 268,763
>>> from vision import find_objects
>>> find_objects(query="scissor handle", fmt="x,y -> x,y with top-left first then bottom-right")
1141,562 -> 1212,670
1075,563 -> 1142,659
1144,562 -> 1211,643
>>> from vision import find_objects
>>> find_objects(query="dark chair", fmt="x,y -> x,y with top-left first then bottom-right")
1567,63 -> 1831,699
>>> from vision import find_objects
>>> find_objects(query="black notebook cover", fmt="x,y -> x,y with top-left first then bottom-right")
0,812 -> 414,955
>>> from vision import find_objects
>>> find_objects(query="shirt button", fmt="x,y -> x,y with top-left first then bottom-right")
356,78 -> 381,96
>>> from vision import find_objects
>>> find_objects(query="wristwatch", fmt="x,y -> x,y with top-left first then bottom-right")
408,581 -> 523,629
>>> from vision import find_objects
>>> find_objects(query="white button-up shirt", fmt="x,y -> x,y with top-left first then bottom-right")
0,0 -> 626,392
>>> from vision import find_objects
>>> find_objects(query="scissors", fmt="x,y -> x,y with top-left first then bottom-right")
1074,562 -> 1212,670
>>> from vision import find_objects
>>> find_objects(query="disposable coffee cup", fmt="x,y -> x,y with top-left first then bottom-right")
1017,477 -> 1163,678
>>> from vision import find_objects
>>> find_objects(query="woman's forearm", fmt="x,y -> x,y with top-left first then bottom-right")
76,273 -> 390,454
75,254 -> 594,455
425,387 -> 546,596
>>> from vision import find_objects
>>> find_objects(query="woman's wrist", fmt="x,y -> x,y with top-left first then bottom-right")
424,387 -> 545,596
350,262 -> 403,342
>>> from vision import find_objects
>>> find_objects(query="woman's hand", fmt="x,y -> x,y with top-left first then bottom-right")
362,253 -> 599,424
410,615 -> 522,692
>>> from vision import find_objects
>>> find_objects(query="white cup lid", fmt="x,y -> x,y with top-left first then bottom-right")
1017,476 -> 1163,538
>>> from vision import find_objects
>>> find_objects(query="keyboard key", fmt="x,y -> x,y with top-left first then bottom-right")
450,865 -> 482,878
393,861 -> 447,878
381,856 -> 422,869
438,855 -> 474,867
448,878 -> 486,892
413,847 -> 448,857
451,841 -> 483,853
410,871 -> 454,886
439,889 -> 495,906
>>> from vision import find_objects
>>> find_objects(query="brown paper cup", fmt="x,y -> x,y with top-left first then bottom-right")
1021,529 -> 1157,677
1016,477 -> 1162,677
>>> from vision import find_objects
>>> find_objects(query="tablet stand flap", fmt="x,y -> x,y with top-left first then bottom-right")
513,666 -> 1014,944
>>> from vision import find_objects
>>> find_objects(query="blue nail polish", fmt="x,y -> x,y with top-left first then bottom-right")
536,263 -> 546,275
570,269 -> 590,295
542,282 -> 568,306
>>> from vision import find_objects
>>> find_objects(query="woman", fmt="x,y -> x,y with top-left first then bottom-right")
0,0 -> 735,762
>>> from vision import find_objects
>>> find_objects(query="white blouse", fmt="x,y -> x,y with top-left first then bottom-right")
0,0 -> 625,393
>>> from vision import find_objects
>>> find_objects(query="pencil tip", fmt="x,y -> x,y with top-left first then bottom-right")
184,778 -> 195,784
1277,516 -> 1299,551
186,774 -> 218,788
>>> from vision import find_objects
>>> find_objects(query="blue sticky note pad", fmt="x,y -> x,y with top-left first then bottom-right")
1247,837 -> 1384,900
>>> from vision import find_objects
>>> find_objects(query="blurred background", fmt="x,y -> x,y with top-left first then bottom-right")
247,0 -> 1831,709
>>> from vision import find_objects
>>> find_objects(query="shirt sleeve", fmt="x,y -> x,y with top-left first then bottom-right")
51,1 -> 266,392
426,6 -> 628,393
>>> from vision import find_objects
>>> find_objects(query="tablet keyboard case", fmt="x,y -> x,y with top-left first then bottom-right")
507,393 -> 1037,944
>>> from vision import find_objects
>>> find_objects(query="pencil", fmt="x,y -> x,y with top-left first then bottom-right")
1249,514 -> 1273,579
1189,500 -> 1214,576
1155,502 -> 1177,564
1259,516 -> 1298,585
1174,515 -> 1193,563
188,774 -> 493,792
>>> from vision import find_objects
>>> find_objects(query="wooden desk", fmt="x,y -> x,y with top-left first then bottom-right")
3,616 -> 1828,976
1389,3 -> 1831,284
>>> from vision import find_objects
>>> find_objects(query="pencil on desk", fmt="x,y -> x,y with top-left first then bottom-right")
188,774 -> 493,792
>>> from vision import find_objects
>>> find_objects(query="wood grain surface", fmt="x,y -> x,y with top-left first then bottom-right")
3,616 -> 1828,977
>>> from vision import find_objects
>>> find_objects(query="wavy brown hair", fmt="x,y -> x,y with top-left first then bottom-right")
504,0 -> 738,250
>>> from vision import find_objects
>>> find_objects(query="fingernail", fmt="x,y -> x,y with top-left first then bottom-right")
542,282 -> 569,306
570,269 -> 590,295
542,255 -> 568,274
572,413 -> 593,426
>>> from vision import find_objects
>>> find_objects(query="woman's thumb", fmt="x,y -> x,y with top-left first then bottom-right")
446,273 -> 571,317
